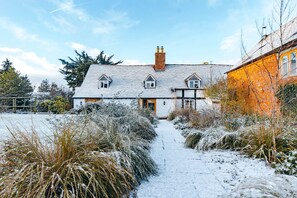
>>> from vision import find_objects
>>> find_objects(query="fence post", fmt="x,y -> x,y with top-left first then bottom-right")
13,98 -> 16,113
34,97 -> 37,114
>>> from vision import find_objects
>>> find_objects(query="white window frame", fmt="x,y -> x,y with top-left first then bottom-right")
290,52 -> 296,76
282,56 -> 288,77
188,80 -> 200,89
144,80 -> 156,89
99,80 -> 109,89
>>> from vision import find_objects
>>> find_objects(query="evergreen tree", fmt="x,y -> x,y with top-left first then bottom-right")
38,79 -> 51,92
1,58 -> 13,73
0,67 -> 32,97
59,50 -> 122,90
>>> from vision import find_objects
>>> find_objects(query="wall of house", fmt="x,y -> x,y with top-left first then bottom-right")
73,99 -> 85,109
175,90 -> 205,98
227,54 -> 280,115
156,99 -> 175,118
73,97 -> 216,118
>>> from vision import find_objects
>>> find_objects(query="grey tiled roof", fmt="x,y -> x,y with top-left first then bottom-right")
73,64 -> 231,98
229,16 -> 297,72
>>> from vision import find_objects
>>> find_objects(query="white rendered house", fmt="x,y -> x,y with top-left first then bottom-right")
73,47 -> 231,118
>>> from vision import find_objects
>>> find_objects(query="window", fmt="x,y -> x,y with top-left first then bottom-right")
100,81 -> 109,88
145,81 -> 155,88
185,99 -> 194,109
98,74 -> 112,89
282,56 -> 288,76
144,75 -> 156,89
291,52 -> 296,75
188,80 -> 200,88
186,73 -> 201,89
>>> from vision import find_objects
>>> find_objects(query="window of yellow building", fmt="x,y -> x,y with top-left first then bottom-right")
290,52 -> 296,75
282,56 -> 288,77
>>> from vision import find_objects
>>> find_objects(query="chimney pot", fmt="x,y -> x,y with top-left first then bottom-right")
154,46 -> 166,71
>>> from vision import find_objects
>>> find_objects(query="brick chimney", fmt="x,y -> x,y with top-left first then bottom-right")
154,46 -> 166,71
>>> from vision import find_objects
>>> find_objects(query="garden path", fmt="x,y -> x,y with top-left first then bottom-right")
136,120 -> 297,198
136,120 -> 227,198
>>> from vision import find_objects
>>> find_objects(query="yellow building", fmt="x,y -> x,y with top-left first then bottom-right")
227,17 -> 297,115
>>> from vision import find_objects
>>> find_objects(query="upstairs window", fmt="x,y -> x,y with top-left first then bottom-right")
189,80 -> 200,88
144,75 -> 156,89
100,81 -> 109,88
98,74 -> 112,89
282,56 -> 288,77
291,52 -> 296,75
186,73 -> 201,89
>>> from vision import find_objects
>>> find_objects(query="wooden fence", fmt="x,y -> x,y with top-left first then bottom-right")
0,97 -> 37,113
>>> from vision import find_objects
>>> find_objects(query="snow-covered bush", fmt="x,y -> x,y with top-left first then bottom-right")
185,131 -> 203,148
0,122 -> 134,197
275,150 -> 297,176
0,103 -> 158,197
227,175 -> 297,197
184,127 -> 242,151
82,117 -> 158,183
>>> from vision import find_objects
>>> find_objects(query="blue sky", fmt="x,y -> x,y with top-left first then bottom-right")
0,0 -> 292,86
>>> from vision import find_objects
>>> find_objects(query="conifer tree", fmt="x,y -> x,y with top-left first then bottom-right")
59,50 -> 122,90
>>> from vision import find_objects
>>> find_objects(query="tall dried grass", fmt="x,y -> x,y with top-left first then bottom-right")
0,125 -> 134,198
0,103 -> 158,197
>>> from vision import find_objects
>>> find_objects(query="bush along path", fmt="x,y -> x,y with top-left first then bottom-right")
136,120 -> 297,198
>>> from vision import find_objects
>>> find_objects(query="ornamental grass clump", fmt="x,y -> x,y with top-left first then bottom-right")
86,115 -> 158,182
87,102 -> 157,142
0,123 -> 134,198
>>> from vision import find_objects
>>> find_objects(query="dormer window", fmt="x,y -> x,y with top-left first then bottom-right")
144,74 -> 156,89
185,73 -> 201,89
98,74 -> 112,89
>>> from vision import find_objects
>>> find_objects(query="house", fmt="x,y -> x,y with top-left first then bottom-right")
73,47 -> 231,118
226,17 -> 297,115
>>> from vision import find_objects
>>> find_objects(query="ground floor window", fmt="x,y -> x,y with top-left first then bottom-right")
185,99 -> 194,109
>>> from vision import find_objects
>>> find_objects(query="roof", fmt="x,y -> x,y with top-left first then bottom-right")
228,16 -> 297,73
73,64 -> 231,98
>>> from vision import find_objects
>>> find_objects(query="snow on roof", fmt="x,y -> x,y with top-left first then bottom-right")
73,64 -> 231,98
229,16 -> 297,72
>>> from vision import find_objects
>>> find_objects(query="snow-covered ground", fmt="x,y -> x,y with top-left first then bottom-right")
137,120 -> 297,198
1,114 -> 296,197
0,113 -> 65,141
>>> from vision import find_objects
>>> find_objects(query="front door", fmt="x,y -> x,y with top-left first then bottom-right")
141,99 -> 156,113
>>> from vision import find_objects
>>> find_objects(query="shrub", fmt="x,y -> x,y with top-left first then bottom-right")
223,117 -> 242,131
137,108 -> 158,125
82,116 -> 158,182
276,83 -> 297,116
185,132 -> 203,149
190,110 -> 216,129
275,150 -> 297,176
0,124 -> 134,197
39,96 -> 71,114
241,126 -> 277,162
0,103 -> 158,197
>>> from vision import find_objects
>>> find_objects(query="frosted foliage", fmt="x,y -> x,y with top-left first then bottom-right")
227,175 -> 297,197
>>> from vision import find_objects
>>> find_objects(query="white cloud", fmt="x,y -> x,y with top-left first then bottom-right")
68,42 -> 101,57
49,0 -> 138,34
0,17 -> 49,45
0,47 -> 63,85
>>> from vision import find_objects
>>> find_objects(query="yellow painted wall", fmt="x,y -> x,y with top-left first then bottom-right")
227,54 -> 280,115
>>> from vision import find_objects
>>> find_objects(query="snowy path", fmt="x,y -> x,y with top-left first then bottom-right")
136,120 -> 297,198
137,120 -> 227,198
